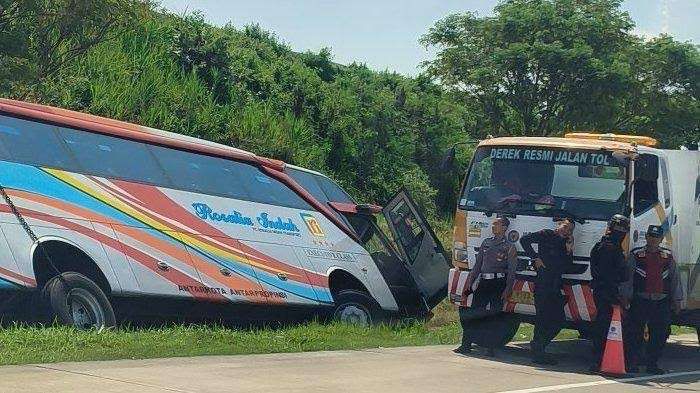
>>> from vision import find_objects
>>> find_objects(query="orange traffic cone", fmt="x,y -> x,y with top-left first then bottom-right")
600,304 -> 626,376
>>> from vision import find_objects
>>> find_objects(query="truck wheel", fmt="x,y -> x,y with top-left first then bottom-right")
332,289 -> 383,326
43,272 -> 116,329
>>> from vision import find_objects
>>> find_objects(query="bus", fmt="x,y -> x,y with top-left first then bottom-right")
448,134 -> 700,344
0,99 -> 450,329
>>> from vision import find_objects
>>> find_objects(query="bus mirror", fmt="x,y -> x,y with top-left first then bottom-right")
439,147 -> 456,171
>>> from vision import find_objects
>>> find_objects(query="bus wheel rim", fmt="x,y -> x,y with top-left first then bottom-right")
338,304 -> 370,326
67,288 -> 104,329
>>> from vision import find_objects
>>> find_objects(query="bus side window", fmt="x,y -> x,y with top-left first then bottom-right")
150,145 -> 251,201
238,166 -> 312,210
0,115 -> 78,170
58,127 -> 169,186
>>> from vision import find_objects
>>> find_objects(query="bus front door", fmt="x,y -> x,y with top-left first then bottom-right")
383,189 -> 449,309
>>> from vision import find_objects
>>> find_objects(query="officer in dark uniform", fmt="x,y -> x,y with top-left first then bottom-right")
622,225 -> 683,374
454,216 -> 517,356
520,218 -> 575,365
589,214 -> 630,372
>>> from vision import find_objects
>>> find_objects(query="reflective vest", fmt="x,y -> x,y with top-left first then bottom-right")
632,248 -> 673,295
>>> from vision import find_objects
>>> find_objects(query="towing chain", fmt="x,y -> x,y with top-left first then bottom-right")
0,183 -> 61,277
0,184 -> 39,243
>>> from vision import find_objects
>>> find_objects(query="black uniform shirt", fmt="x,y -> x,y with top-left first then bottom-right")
590,235 -> 627,303
520,229 -> 573,294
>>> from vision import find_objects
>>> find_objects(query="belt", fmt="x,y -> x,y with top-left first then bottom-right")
480,273 -> 506,280
637,292 -> 668,301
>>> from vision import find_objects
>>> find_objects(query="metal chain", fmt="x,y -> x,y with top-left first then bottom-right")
0,185 -> 39,243
0,183 -> 62,277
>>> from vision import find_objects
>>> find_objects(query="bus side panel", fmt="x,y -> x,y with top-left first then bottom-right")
182,236 -> 269,305
1,220 -> 121,293
0,224 -> 30,290
111,225 -> 207,299
240,240 -> 320,306
90,221 -> 140,294
295,246 -> 398,311
350,253 -> 400,311
292,247 -> 333,304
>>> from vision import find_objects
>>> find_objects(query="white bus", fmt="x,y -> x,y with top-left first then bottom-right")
0,99 -> 449,329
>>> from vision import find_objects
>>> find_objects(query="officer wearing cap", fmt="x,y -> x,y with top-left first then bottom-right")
454,216 -> 517,356
621,225 -> 683,374
588,214 -> 630,373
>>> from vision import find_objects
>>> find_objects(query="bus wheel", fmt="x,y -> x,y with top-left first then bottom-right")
43,272 -> 116,330
332,289 -> 382,327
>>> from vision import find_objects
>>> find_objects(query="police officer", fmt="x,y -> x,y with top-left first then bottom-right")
589,214 -> 629,372
454,217 -> 517,356
520,218 -> 575,365
622,225 -> 683,374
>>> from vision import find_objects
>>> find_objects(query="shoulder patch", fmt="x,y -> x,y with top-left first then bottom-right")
634,249 -> 646,258
660,250 -> 671,259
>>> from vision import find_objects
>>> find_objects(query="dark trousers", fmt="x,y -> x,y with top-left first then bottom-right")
531,290 -> 566,354
459,277 -> 507,347
472,277 -> 507,310
626,297 -> 671,367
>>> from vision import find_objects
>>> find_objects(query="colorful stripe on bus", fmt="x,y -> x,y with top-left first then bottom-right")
0,160 -> 332,304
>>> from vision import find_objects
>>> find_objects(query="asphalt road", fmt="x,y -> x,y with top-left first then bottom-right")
1,334 -> 698,393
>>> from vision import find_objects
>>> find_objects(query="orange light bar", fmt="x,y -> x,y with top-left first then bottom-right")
565,132 -> 658,147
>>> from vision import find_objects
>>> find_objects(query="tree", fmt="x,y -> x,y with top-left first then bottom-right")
0,0 -> 140,97
421,0 -> 639,137
624,36 -> 699,147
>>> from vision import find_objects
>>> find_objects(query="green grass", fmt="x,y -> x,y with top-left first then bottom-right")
0,321 -> 460,366
0,301 -> 695,366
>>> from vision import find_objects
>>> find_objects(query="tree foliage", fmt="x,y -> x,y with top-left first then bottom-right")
1,0 -> 141,95
421,0 -> 698,144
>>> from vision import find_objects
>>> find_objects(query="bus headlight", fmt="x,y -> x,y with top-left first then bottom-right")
453,241 -> 468,263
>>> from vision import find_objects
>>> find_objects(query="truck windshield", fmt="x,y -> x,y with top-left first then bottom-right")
460,146 -> 628,221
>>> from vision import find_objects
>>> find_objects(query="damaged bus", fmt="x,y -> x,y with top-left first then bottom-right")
0,99 -> 449,329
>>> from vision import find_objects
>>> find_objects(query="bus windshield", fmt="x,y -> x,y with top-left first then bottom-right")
460,146 -> 629,221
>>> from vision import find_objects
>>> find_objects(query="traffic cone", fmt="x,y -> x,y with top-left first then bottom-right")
600,304 -> 626,376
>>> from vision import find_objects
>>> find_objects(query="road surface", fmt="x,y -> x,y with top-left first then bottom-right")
1,334 -> 698,392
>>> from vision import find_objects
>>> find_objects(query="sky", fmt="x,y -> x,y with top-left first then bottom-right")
158,0 -> 699,76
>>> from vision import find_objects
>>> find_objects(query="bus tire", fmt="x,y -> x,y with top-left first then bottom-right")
43,272 -> 116,329
332,289 -> 383,326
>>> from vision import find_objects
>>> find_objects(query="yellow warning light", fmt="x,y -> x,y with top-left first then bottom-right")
565,132 -> 658,147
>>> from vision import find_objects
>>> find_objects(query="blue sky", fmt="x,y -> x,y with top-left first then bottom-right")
158,0 -> 699,76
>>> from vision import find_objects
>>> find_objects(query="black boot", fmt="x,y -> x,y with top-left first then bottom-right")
532,351 -> 558,365
453,342 -> 472,354
646,364 -> 666,375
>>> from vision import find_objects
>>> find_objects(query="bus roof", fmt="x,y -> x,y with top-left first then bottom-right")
0,98 -> 285,171
478,136 -> 639,152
